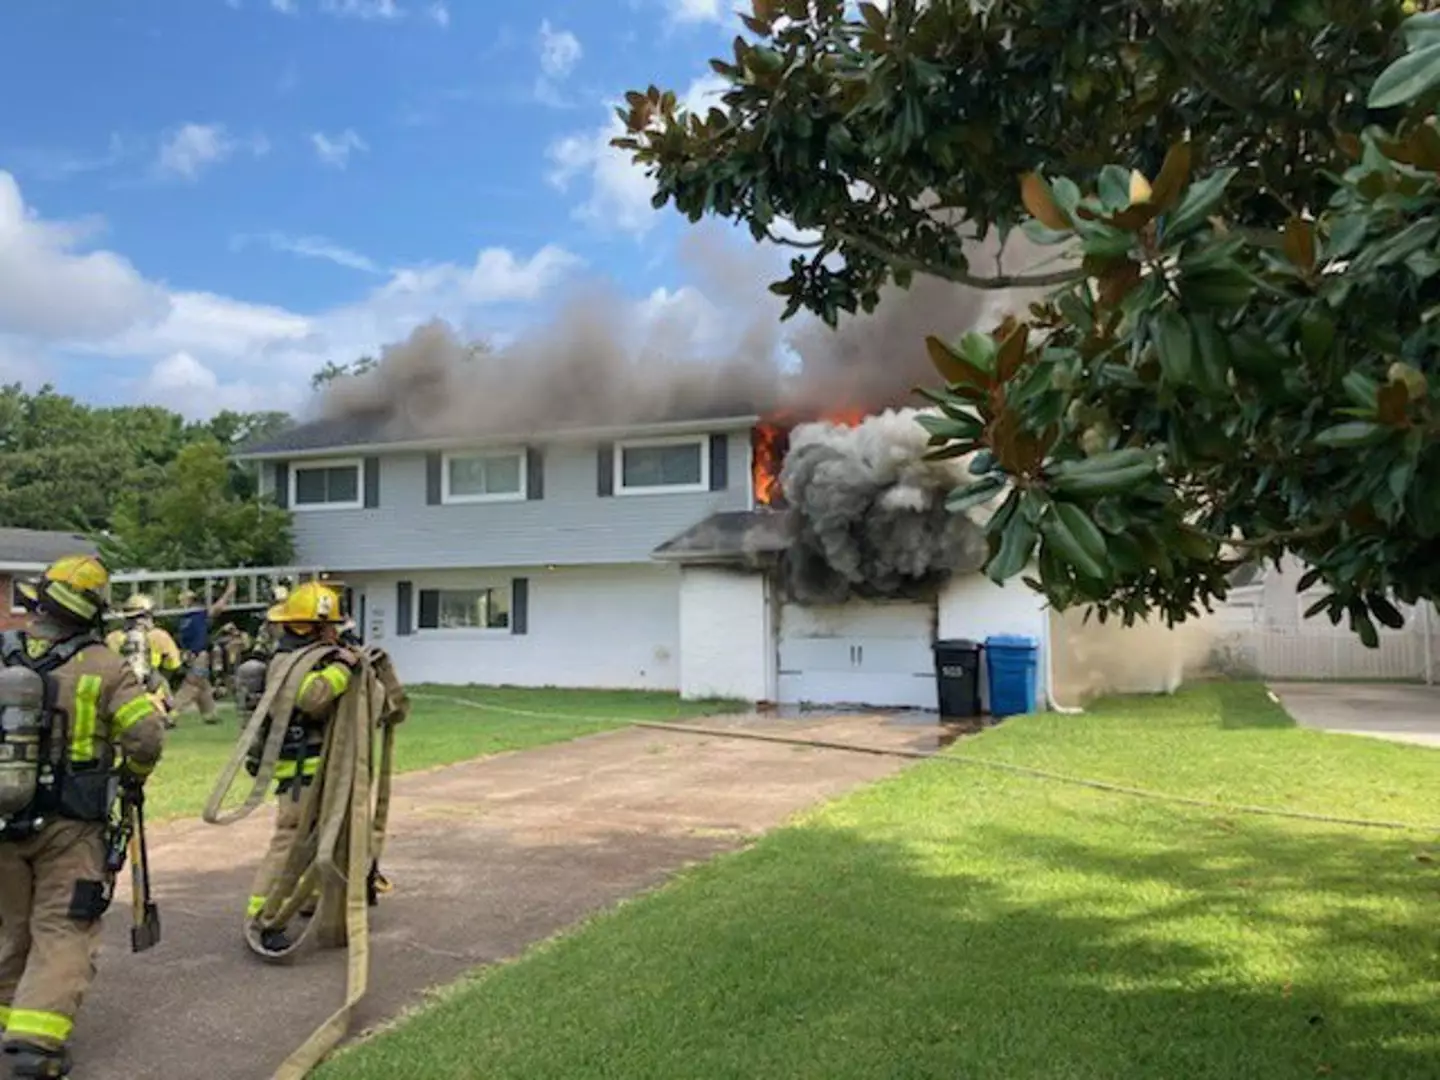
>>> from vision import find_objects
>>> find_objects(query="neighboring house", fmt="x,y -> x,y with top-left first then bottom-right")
232,408 -> 1189,710
0,527 -> 99,630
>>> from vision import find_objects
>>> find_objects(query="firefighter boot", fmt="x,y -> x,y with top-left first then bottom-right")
4,1042 -> 71,1078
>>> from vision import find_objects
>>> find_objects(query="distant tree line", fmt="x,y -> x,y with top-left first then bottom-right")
0,382 -> 295,572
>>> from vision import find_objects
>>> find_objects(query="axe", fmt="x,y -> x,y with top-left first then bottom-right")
127,797 -> 162,953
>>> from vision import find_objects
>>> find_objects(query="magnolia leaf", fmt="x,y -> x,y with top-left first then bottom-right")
1164,167 -> 1238,239
1019,173 -> 1071,231
1282,217 -> 1317,270
1148,142 -> 1192,212
1313,421 -> 1387,448
995,322 -> 1031,382
1377,381 -> 1411,426
1152,310 -> 1195,386
925,335 -> 990,388
1367,40 -> 1440,109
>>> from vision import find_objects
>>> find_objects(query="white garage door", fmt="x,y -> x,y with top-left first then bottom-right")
777,599 -> 937,710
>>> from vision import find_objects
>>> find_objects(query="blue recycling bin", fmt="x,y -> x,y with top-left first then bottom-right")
985,634 -> 1039,719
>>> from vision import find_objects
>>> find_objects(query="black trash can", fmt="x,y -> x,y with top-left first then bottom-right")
933,638 -> 982,719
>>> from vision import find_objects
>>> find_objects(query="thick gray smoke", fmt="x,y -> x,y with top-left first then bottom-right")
312,225 -> 1062,603
313,225 -> 1061,437
778,408 -> 1000,605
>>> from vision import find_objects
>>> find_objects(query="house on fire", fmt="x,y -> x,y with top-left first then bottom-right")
232,406 -> 1186,712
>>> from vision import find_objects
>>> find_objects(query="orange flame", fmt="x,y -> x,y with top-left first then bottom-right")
751,407 -> 869,508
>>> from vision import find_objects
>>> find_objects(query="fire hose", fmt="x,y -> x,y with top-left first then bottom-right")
203,643 -> 408,1079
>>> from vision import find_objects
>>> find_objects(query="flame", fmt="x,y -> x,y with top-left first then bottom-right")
751,407 -> 869,508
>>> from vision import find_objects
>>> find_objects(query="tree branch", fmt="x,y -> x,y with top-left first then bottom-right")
833,229 -> 1082,291
1130,0 -> 1272,120
763,228 -> 826,250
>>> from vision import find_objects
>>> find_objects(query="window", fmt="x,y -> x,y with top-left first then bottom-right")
9,578 -> 24,614
291,458 -> 363,510
418,587 -> 511,631
443,450 -> 525,503
615,437 -> 708,494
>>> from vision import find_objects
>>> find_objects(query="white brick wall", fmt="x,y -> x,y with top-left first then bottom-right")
678,567 -> 771,702
351,563 -> 681,691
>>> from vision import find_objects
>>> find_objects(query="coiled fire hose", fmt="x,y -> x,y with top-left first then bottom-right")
204,643 -> 408,1079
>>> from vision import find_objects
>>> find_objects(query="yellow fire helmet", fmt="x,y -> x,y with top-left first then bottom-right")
17,554 -> 112,625
121,592 -> 156,617
266,580 -> 345,626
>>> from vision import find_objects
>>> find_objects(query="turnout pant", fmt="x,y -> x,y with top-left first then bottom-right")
173,661 -> 217,722
0,820 -> 107,1053
247,791 -> 313,921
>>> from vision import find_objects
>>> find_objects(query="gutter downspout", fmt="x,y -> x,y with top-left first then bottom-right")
1041,607 -> 1084,715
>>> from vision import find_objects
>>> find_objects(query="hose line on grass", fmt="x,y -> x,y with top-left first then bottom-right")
409,692 -> 1438,836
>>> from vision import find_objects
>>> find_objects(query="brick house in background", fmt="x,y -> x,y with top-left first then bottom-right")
0,527 -> 99,630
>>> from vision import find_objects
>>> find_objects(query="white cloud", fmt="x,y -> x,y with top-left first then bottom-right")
156,123 -> 268,181
427,2 -> 449,26
271,0 -> 297,12
0,169 -> 593,418
538,20 -> 582,79
667,0 -> 724,23
310,129 -> 369,169
533,20 -> 582,107
320,0 -> 403,18
140,352 -> 281,419
545,74 -> 727,238
234,231 -> 383,274
0,172 -> 170,340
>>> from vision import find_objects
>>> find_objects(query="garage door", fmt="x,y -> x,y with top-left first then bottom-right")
777,599 -> 937,710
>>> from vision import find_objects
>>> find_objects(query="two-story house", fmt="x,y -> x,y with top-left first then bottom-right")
235,405 -> 1208,710
234,406 -> 759,693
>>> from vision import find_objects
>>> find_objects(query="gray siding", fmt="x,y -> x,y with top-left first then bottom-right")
281,429 -> 753,570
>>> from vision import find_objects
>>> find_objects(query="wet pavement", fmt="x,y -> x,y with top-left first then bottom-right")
72,713 -> 939,1080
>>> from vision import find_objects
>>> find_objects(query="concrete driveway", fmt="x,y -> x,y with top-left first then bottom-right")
68,713 -> 940,1080
1269,682 -> 1440,748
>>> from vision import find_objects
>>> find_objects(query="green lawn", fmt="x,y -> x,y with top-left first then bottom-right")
145,685 -> 745,823
313,681 -> 1440,1080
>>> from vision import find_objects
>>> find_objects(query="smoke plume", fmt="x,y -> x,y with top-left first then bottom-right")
313,225 -> 1063,603
313,225 -> 1063,438
778,408 -> 1000,605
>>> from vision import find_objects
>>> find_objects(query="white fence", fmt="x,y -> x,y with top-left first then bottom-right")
1208,584 -> 1438,683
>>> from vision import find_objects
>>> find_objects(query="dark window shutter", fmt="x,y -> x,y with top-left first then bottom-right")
597,443 -> 614,497
396,582 -> 413,636
511,578 -> 529,635
709,433 -> 729,491
418,589 -> 440,630
363,456 -> 380,508
274,463 -> 289,509
425,453 -> 442,505
526,447 -> 544,501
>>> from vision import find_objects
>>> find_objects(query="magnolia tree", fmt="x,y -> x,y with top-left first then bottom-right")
616,0 -> 1440,644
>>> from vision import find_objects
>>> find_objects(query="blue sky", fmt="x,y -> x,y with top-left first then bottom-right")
0,0 -> 794,418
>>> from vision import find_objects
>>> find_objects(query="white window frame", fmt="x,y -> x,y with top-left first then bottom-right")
441,448 -> 528,505
9,578 -> 25,615
290,456 -> 364,512
614,435 -> 710,496
415,581 -> 514,636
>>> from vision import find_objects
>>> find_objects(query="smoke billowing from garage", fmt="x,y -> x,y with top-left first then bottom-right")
313,227 -> 1059,604
778,408 -> 998,605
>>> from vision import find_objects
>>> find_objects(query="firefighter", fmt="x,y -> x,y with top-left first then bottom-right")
243,581 -> 360,952
0,555 -> 166,1079
104,593 -> 181,725
171,582 -> 234,725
